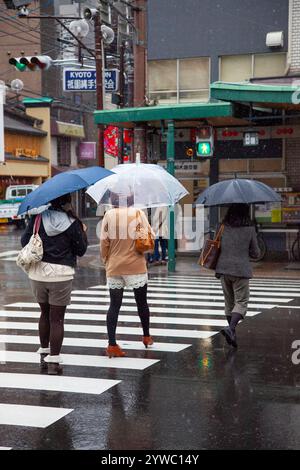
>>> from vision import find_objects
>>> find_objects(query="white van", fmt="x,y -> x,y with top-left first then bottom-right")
0,184 -> 38,228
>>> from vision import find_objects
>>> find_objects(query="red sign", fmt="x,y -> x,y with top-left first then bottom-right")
104,126 -> 119,157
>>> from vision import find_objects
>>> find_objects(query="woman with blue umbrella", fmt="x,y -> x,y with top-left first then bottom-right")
18,166 -> 113,374
21,193 -> 88,375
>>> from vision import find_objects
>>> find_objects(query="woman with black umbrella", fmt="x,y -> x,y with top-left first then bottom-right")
215,204 -> 260,348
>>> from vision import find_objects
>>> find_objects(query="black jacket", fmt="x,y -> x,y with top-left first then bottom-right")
21,214 -> 88,268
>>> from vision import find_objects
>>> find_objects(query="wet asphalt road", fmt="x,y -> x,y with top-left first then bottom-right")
0,221 -> 299,450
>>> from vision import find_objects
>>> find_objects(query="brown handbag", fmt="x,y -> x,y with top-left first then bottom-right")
135,210 -> 155,254
198,224 -> 224,270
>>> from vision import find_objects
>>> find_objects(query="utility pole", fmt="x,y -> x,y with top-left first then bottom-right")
118,41 -> 125,164
133,0 -> 147,163
94,12 -> 105,168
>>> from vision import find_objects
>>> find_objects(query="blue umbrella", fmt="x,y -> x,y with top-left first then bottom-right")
18,166 -> 114,215
194,178 -> 281,207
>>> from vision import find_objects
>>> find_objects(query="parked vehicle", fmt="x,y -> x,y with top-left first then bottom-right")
0,185 -> 38,228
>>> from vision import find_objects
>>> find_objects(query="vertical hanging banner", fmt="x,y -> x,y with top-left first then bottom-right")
104,126 -> 119,157
0,81 -> 5,163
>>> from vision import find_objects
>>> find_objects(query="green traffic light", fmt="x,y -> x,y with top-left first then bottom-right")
196,141 -> 212,156
15,62 -> 26,72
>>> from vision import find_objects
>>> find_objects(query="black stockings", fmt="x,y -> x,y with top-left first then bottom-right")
38,303 -> 66,355
107,284 -> 150,346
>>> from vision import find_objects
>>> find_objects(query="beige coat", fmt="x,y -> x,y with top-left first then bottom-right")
100,207 -> 154,277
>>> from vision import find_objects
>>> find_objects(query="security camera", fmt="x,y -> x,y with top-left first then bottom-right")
17,5 -> 29,17
83,7 -> 98,21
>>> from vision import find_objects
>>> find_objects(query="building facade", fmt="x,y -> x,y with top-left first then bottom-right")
147,0 -> 291,201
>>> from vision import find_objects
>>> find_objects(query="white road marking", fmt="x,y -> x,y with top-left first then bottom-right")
0,373 -> 120,395
0,334 -> 191,352
0,321 -> 218,339
6,301 -> 274,311
0,350 -> 159,371
0,251 -> 19,258
70,294 -> 290,304
74,288 -> 300,298
0,309 -> 259,319
0,404 -> 73,428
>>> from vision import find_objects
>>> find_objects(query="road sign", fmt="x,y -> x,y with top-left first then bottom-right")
63,68 -> 119,92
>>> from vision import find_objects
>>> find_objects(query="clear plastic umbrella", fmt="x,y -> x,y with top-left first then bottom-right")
86,163 -> 189,208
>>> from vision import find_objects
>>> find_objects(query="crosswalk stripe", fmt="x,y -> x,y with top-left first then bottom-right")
0,321 -> 218,339
0,251 -> 19,258
74,288 -> 300,298
0,447 -> 11,450
0,404 -> 73,428
150,278 -> 300,287
0,309 -> 259,319
69,294 -> 290,304
0,350 -> 159,371
0,311 -> 228,327
0,334 -> 191,352
6,301 -> 273,311
151,275 -> 300,282
148,278 -> 298,287
88,284 -> 300,295
0,373 -> 120,395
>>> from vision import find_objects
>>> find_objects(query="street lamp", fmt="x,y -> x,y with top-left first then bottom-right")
69,19 -> 90,38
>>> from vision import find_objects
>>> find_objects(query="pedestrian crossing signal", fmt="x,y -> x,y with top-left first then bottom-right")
196,127 -> 214,157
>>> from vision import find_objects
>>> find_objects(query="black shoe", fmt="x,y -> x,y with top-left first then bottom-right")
40,353 -> 48,372
47,363 -> 63,375
221,326 -> 238,348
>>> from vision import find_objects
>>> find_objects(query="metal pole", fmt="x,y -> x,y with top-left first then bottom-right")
167,120 -> 176,272
0,84 -> 5,164
133,0 -> 147,163
118,42 -> 125,164
94,13 -> 105,167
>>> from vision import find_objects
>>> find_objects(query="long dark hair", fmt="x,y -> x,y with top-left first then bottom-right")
50,193 -> 84,229
223,204 -> 252,227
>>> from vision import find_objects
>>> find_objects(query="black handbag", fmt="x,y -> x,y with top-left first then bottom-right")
198,224 -> 224,270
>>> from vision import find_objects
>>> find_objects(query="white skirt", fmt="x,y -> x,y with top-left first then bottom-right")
107,273 -> 148,290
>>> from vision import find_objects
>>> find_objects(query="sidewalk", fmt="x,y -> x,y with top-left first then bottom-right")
83,218 -> 300,279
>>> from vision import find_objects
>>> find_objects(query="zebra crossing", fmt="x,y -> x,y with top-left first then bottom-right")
0,274 -> 299,445
0,250 -> 19,261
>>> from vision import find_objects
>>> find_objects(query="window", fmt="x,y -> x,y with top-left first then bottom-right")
220,53 -> 287,82
17,189 -> 27,197
254,53 -> 287,78
57,138 -> 71,166
148,58 -> 210,104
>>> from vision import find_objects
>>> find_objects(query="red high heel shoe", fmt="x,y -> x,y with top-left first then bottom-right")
106,344 -> 126,358
142,336 -> 154,348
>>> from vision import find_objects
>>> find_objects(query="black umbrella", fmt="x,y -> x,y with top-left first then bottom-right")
194,178 -> 281,207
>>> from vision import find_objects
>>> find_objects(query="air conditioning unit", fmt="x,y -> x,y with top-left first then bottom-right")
266,31 -> 284,48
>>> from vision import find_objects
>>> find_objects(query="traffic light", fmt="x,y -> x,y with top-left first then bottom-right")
8,56 -> 52,72
196,126 -> 214,157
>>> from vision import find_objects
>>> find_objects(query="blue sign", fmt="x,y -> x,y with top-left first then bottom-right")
63,68 -> 119,92
104,69 -> 119,92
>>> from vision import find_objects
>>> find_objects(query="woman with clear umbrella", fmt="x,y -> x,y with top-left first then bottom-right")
100,189 -> 155,357
87,162 -> 188,357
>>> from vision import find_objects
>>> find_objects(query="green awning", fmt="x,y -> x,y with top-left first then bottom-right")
211,81 -> 300,105
23,97 -> 53,108
94,101 -> 233,127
